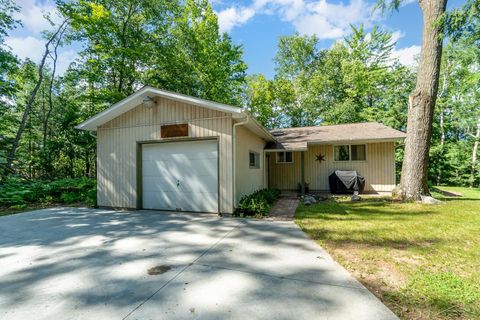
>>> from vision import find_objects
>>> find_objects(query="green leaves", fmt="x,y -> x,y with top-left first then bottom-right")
245,25 -> 414,129
147,0 -> 246,105
236,188 -> 281,217
0,177 -> 97,208
0,0 -> 20,99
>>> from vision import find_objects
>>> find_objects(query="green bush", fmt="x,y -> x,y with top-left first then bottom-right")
235,188 -> 281,217
0,177 -> 96,209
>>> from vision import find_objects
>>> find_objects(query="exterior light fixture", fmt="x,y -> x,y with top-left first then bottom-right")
143,96 -> 155,108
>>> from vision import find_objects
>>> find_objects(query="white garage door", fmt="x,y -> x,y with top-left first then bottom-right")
142,140 -> 218,213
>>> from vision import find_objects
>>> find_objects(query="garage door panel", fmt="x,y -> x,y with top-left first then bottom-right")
170,150 -> 217,160
143,191 -> 178,210
143,161 -> 173,177
178,176 -> 218,193
143,177 -> 177,192
142,140 -> 218,213
173,159 -> 218,176
181,192 -> 218,212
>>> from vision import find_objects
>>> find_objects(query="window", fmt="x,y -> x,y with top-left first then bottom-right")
351,144 -> 366,161
249,151 -> 260,169
277,151 -> 293,163
334,144 -> 366,161
334,145 -> 350,161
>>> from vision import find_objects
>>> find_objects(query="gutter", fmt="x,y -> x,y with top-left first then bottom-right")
232,115 -> 249,210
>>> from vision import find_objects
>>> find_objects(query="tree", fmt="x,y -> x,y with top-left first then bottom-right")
147,0 -> 247,105
0,0 -> 19,99
5,19 -> 69,172
377,0 -> 448,200
243,75 -> 282,129
250,27 -> 414,128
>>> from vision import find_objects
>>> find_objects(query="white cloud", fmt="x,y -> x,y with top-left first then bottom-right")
217,7 -> 255,32
216,0 -> 378,40
390,30 -> 405,44
5,36 -> 78,74
392,45 -> 421,66
5,0 -> 76,75
256,0 -> 305,21
294,15 -> 344,39
5,36 -> 45,61
294,0 -> 376,39
55,49 -> 78,74
14,0 -> 60,34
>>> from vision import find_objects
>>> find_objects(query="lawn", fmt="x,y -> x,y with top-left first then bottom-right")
295,187 -> 480,320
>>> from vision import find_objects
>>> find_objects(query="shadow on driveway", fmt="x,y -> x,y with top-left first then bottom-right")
0,208 -> 397,319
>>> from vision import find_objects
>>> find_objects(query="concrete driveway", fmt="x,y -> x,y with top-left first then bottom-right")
0,208 -> 397,320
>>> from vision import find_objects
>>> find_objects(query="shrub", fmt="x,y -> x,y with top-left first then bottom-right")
235,188 -> 281,217
0,177 -> 96,209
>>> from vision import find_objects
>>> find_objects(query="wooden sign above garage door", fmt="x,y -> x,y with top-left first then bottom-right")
161,124 -> 189,138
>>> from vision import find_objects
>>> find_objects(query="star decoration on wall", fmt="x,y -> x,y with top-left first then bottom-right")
315,154 -> 325,162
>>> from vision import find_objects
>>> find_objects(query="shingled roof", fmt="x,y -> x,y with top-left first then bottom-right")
266,122 -> 406,151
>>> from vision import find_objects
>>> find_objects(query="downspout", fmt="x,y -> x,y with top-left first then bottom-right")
232,115 -> 249,211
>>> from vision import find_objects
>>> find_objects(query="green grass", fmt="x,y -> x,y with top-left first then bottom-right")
295,187 -> 480,320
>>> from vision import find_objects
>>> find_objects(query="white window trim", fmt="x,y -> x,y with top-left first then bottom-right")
249,151 -> 260,169
333,144 -> 367,162
276,151 -> 294,164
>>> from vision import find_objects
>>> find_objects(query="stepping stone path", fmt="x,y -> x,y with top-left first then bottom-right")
266,196 -> 300,221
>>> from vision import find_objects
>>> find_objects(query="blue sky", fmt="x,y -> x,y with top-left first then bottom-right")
5,0 -> 466,77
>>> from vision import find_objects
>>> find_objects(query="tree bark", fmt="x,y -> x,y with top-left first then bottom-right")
397,0 -> 447,200
470,117 -> 480,187
5,20 -> 68,171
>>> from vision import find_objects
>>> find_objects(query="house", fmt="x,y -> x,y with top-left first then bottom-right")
77,86 -> 406,214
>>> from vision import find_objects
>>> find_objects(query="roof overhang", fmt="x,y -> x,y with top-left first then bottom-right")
264,137 -> 405,152
237,111 -> 275,142
307,137 -> 405,145
264,148 -> 308,152
76,86 -> 244,131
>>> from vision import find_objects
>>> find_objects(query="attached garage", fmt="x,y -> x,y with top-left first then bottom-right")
141,140 -> 219,213
76,86 -> 405,215
76,86 -> 271,214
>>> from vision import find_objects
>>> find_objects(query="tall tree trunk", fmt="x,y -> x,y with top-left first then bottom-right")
470,117 -> 480,187
397,0 -> 447,200
5,20 -> 68,171
43,31 -> 61,147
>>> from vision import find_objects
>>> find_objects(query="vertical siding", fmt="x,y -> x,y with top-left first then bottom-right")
97,97 -> 234,213
234,126 -> 266,205
268,142 -> 396,192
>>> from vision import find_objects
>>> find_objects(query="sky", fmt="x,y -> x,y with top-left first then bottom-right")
5,0 -> 467,78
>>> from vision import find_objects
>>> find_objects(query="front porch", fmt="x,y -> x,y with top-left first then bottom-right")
265,142 -> 397,194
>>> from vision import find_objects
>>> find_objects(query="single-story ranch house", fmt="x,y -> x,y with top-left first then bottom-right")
77,86 -> 406,214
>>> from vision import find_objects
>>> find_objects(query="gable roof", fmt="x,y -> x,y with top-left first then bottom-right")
76,86 -> 245,131
266,122 -> 406,151
76,88 -> 404,147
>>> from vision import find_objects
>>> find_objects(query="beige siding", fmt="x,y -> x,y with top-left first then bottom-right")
234,126 -> 266,205
97,97 -> 234,213
268,142 -> 396,192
